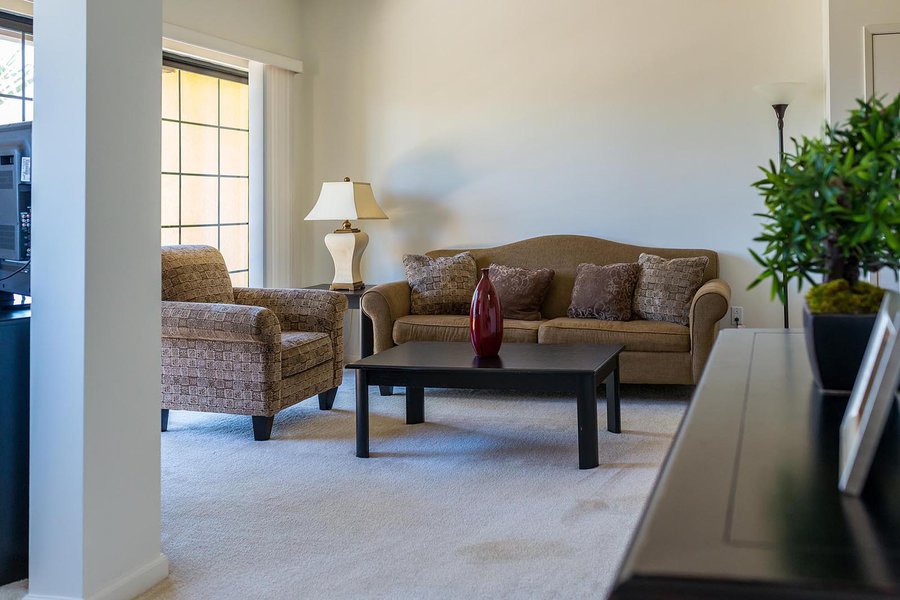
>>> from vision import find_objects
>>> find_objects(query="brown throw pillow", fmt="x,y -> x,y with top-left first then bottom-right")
567,262 -> 640,321
488,264 -> 555,321
403,252 -> 478,315
633,253 -> 709,326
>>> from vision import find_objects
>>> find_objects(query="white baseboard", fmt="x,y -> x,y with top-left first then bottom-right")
26,553 -> 168,600
88,553 -> 168,600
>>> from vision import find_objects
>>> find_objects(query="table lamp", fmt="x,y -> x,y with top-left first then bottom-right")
305,177 -> 388,290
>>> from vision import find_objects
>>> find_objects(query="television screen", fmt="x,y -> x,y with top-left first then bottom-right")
0,121 -> 31,304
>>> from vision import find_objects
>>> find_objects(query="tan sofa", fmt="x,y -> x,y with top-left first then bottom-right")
361,235 -> 731,385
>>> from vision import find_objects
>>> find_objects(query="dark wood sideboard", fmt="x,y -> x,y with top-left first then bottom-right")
611,329 -> 900,599
0,308 -> 29,585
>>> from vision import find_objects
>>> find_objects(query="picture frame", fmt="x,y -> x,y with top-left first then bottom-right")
839,290 -> 900,496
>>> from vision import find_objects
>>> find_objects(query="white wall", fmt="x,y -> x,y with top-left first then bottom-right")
162,0 -> 304,59
296,0 -> 827,331
826,0 -> 900,122
825,0 -> 900,292
30,0 -> 166,598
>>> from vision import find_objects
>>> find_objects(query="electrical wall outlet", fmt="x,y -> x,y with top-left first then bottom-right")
731,306 -> 744,328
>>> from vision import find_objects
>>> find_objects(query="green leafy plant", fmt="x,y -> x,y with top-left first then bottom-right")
749,94 -> 900,313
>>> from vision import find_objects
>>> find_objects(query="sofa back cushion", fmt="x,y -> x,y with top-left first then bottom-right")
161,245 -> 235,304
403,252 -> 478,315
633,253 -> 709,326
568,262 -> 640,321
426,235 -> 718,319
489,263 -> 555,321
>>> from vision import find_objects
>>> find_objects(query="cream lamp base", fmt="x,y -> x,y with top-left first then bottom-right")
324,229 -> 369,290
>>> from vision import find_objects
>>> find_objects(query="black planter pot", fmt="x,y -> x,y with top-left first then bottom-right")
803,304 -> 876,393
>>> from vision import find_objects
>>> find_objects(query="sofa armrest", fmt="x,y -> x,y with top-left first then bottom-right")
161,301 -> 281,344
362,280 -> 411,353
233,287 -> 348,335
688,279 -> 731,383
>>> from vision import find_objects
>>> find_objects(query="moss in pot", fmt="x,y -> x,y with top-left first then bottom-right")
749,94 -> 899,392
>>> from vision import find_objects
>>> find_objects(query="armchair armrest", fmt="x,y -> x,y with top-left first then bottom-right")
234,287 -> 347,387
688,278 -> 732,383
161,301 -> 281,344
233,287 -> 348,334
362,280 -> 411,353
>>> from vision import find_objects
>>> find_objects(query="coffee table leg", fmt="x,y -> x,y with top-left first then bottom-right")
356,370 -> 370,458
406,386 -> 424,424
576,374 -> 600,469
606,361 -> 621,434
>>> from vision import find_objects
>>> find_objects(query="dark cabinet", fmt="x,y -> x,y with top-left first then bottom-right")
611,330 -> 900,599
0,309 -> 28,585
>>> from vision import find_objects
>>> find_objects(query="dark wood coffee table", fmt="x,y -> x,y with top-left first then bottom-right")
347,342 -> 623,469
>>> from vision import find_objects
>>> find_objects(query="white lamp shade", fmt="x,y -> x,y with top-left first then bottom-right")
753,82 -> 808,106
305,180 -> 388,221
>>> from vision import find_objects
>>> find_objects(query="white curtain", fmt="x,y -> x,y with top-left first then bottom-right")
263,65 -> 295,288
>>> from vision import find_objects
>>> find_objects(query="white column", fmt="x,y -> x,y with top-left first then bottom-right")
29,1 -> 167,599
264,65 -> 296,288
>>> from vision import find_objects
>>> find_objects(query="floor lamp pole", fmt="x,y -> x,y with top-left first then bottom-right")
772,103 -> 790,329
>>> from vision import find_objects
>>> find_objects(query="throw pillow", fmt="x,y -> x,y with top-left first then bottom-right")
403,252 -> 478,315
488,263 -> 555,321
567,262 -> 640,321
633,253 -> 709,326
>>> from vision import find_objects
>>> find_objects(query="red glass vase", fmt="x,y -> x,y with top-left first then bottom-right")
470,267 -> 503,357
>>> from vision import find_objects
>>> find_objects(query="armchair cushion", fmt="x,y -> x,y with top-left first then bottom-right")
162,245 -> 235,304
281,332 -> 333,378
161,301 -> 281,344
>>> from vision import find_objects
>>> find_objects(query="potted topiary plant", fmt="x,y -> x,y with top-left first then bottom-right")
750,94 -> 900,392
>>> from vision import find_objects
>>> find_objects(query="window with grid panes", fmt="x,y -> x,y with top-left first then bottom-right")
0,12 -> 33,125
161,54 -> 250,286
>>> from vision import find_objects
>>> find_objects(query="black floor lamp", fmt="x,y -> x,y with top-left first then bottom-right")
754,82 -> 807,329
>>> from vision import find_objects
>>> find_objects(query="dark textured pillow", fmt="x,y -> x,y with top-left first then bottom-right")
633,253 -> 709,325
567,262 -> 640,321
488,263 -> 555,321
403,252 -> 478,315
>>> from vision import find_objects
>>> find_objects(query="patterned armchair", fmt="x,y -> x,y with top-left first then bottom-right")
160,245 -> 347,440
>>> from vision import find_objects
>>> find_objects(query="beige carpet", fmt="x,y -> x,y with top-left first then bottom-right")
3,376 -> 688,600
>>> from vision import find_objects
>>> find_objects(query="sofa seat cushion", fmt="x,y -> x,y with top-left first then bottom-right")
281,331 -> 333,378
538,318 -> 689,352
393,315 -> 542,344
